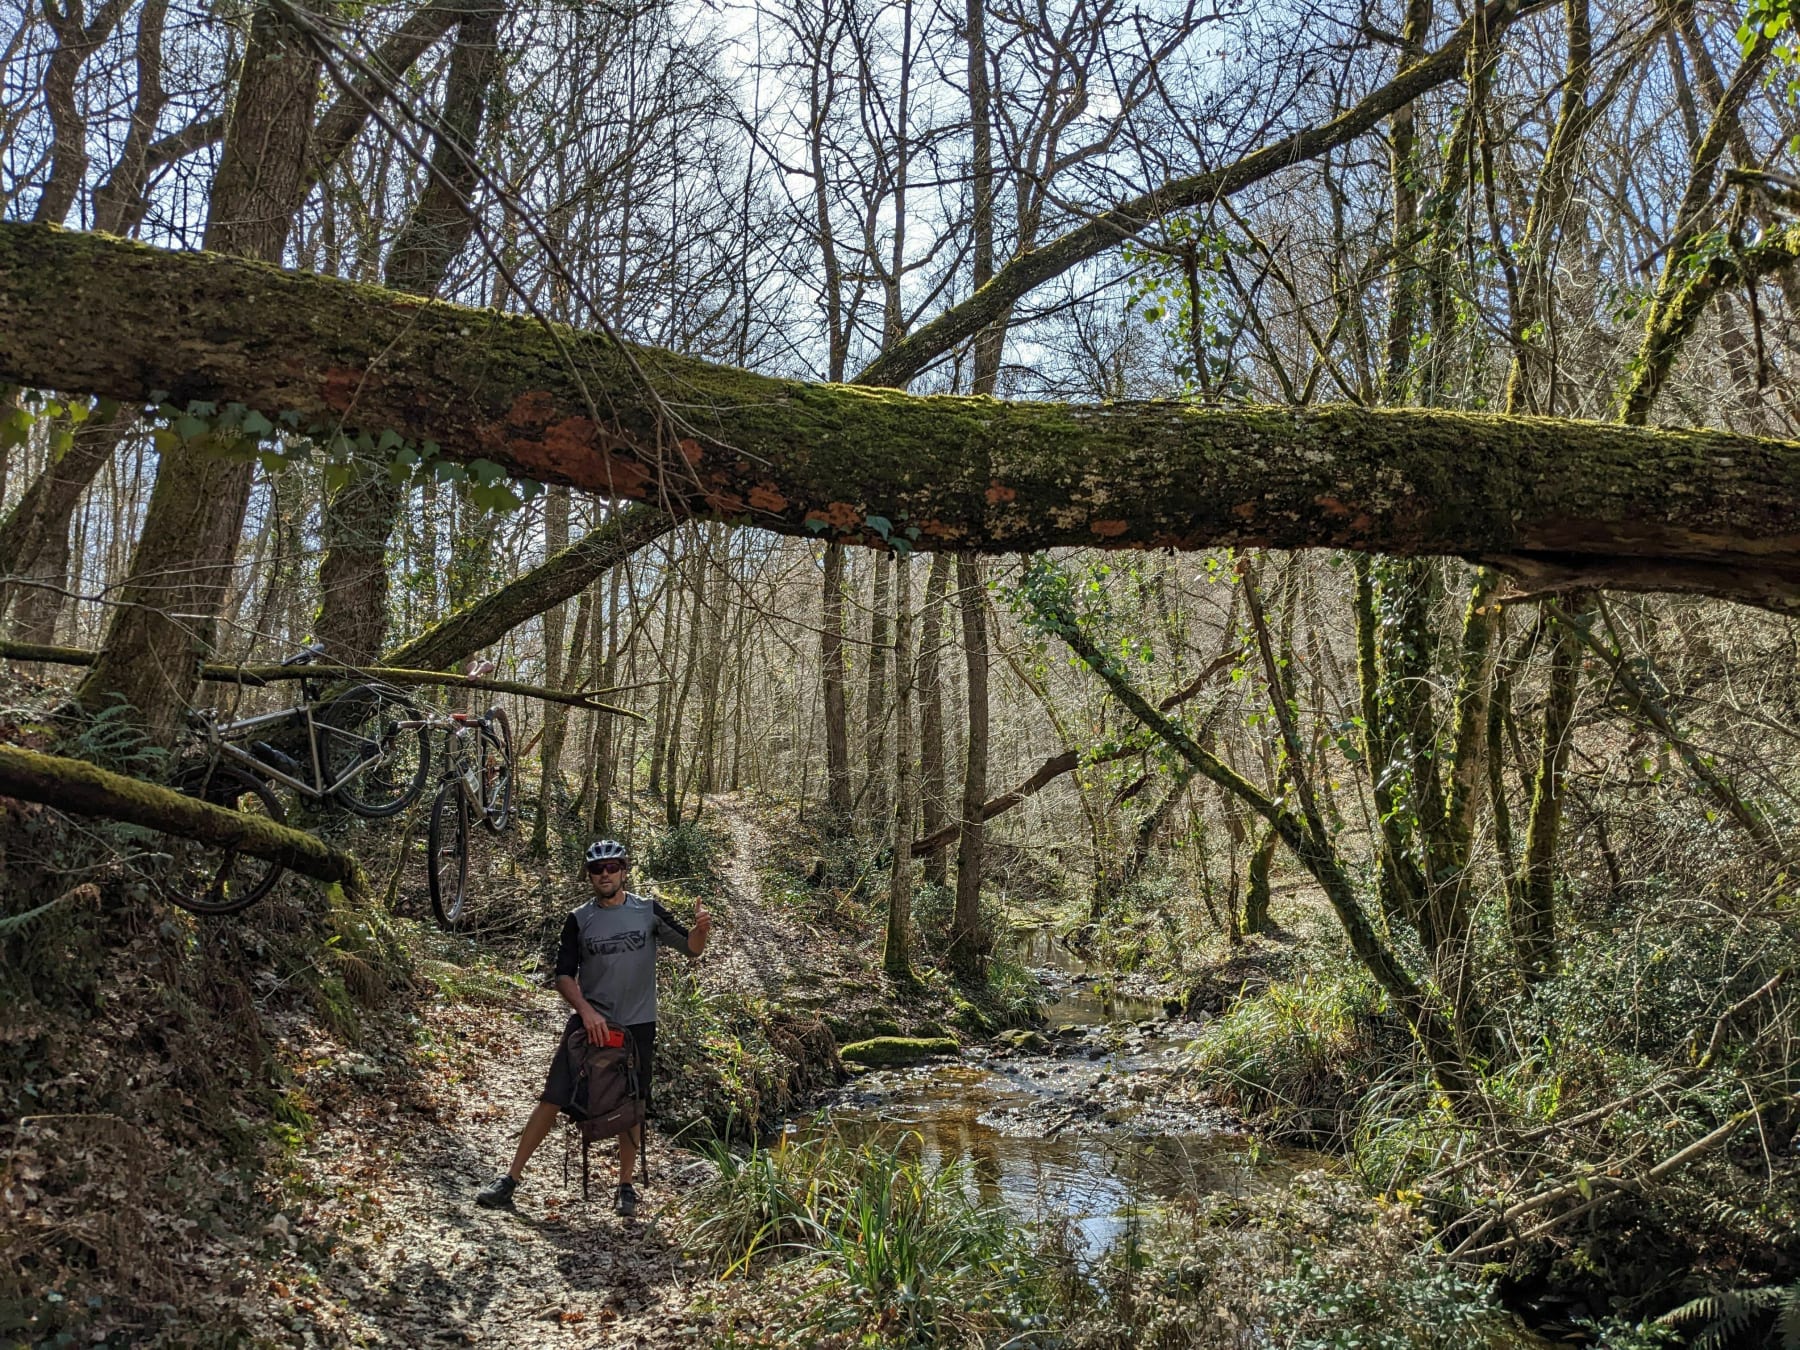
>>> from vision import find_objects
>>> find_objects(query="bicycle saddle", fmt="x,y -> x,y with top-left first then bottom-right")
282,643 -> 327,667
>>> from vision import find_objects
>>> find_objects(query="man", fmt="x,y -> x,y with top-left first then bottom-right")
475,838 -> 711,1217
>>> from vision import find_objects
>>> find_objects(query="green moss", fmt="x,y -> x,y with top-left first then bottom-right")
837,1036 -> 959,1067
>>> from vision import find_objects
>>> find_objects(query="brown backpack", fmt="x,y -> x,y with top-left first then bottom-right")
560,1024 -> 647,1200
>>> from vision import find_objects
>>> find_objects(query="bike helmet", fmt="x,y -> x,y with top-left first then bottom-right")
585,839 -> 629,866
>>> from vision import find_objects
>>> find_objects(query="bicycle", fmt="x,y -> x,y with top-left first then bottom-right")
415,702 -> 514,929
155,645 -> 432,914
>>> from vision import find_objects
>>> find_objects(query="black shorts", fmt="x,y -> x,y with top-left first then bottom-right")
541,1016 -> 655,1112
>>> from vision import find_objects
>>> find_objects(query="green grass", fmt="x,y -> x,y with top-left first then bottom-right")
686,1126 -> 1048,1348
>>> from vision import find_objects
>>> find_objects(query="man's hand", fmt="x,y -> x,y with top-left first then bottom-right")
581,1006 -> 611,1046
689,902 -> 712,955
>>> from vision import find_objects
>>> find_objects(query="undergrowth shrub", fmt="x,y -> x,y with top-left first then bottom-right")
642,819 -> 726,886
1184,958 -> 1405,1148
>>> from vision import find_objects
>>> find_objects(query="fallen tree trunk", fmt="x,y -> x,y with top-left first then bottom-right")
0,641 -> 638,715
0,742 -> 365,891
6,225 -> 1800,612
380,502 -> 671,671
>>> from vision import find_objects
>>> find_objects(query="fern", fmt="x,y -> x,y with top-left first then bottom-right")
1663,1281 -> 1800,1349
62,696 -> 169,777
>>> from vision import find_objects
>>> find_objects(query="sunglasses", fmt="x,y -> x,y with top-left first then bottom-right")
587,859 -> 626,875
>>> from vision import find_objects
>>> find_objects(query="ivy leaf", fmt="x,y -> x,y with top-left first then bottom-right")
240,409 -> 274,438
863,515 -> 892,541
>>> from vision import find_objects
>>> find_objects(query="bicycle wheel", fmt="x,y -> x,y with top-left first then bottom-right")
156,763 -> 287,915
477,706 -> 514,833
319,683 -> 430,817
427,784 -> 472,929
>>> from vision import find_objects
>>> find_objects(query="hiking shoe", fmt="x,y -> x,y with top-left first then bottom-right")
475,1175 -> 518,1210
614,1183 -> 638,1218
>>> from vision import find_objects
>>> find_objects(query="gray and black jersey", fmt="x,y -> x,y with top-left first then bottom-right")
554,893 -> 689,1025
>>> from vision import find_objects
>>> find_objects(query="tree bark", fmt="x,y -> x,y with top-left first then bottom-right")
863,553 -> 891,823
820,543 -> 852,829
948,553 -> 988,974
883,553 -> 915,979
1512,594 -> 1585,978
10,225 -> 1800,609
916,551 -> 951,884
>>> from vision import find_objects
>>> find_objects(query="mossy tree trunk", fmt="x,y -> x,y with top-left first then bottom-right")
0,744 -> 366,892
9,225 -> 1800,611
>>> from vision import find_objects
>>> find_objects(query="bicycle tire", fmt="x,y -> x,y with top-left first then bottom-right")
478,706 -> 514,833
428,783 -> 472,929
157,763 -> 287,915
320,683 -> 431,818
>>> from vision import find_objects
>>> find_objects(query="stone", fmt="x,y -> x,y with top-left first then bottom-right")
837,1036 -> 960,1068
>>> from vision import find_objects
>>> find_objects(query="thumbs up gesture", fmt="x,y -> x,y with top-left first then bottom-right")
689,901 -> 712,955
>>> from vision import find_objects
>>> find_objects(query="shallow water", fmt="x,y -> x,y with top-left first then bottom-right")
804,927 -> 1327,1254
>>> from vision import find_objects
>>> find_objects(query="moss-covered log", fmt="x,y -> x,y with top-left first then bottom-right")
381,503 -> 671,671
0,742 -> 364,889
0,641 -> 637,715
7,224 -> 1800,611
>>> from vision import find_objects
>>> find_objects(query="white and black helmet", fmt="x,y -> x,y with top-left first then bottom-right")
585,839 -> 629,866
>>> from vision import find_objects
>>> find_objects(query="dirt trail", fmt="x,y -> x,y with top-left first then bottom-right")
698,792 -> 825,999
277,796 -> 812,1347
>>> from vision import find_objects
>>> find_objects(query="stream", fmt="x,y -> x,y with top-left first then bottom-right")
805,928 -> 1332,1255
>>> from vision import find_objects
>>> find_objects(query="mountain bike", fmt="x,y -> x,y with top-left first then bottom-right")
154,646 -> 432,914
417,704 -> 514,928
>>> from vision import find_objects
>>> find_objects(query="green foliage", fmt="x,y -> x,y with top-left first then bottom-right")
55,698 -> 169,778
1122,214 -> 1249,400
687,1127 -> 1047,1347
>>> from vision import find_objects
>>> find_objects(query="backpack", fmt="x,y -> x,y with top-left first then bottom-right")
560,1023 -> 648,1200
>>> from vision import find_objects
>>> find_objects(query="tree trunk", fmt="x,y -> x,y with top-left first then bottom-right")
530,485 -> 571,855
916,550 -> 951,886
315,0 -> 506,664
0,743 -> 365,892
821,543 -> 852,830
72,0 -> 326,740
949,553 -> 989,974
883,553 -> 915,979
863,553 -> 891,824
1512,594 -> 1585,978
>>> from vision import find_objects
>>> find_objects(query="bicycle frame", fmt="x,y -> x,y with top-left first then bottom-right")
193,702 -> 393,801
406,714 -> 486,805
